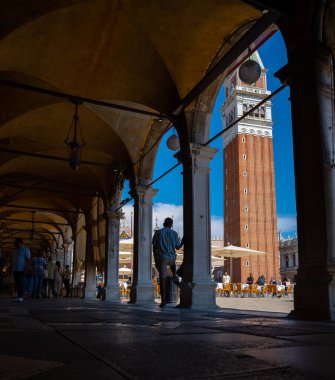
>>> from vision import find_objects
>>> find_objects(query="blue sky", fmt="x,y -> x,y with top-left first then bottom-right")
123,31 -> 297,238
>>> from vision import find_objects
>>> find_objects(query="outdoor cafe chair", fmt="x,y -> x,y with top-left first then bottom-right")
285,284 -> 294,298
216,283 -> 223,297
223,283 -> 231,297
241,283 -> 250,297
235,283 -> 242,297
250,284 -> 259,297
276,284 -> 286,298
229,283 -> 235,297
260,285 -> 268,297
265,284 -> 275,297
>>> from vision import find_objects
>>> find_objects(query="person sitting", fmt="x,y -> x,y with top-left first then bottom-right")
246,273 -> 254,285
222,271 -> 230,284
256,275 -> 265,286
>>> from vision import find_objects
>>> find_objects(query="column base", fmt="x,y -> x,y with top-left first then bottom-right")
191,282 -> 217,310
129,282 -> 154,303
291,271 -> 333,321
105,284 -> 121,302
84,284 -> 97,300
330,278 -> 335,321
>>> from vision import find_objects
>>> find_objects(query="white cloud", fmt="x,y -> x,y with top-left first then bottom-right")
121,202 -> 223,238
211,215 -> 224,237
277,215 -> 297,233
122,203 -> 296,238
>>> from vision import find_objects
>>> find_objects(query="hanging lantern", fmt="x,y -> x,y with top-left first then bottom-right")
167,133 -> 180,151
238,59 -> 261,85
68,141 -> 81,170
64,101 -> 86,170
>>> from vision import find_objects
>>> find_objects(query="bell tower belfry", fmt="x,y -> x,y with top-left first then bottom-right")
221,51 -> 279,283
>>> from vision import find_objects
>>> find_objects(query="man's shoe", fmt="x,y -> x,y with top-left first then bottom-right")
13,297 -> 24,302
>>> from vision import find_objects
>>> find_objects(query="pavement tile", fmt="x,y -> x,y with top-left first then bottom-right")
0,354 -> 63,380
242,346 -> 335,378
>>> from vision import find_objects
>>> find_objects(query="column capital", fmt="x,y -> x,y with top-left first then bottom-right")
136,186 -> 159,204
190,143 -> 219,159
175,143 -> 218,164
104,210 -> 124,220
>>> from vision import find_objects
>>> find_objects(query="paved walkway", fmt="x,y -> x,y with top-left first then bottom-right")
0,296 -> 334,379
215,296 -> 294,314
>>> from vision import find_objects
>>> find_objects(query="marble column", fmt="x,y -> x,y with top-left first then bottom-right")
105,210 -> 124,302
83,213 -> 96,299
177,143 -> 218,309
130,186 -> 158,303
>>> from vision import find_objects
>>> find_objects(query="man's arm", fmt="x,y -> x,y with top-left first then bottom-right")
176,236 -> 184,250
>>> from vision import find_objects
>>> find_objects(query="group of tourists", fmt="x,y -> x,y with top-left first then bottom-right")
11,238 -> 71,302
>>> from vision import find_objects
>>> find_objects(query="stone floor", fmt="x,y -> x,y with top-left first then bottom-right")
0,296 -> 334,379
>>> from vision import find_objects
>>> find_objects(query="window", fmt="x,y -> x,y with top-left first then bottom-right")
243,104 -> 247,115
242,137 -> 246,143
285,254 -> 289,268
242,154 -> 247,160
243,189 -> 248,194
246,260 -> 250,267
244,224 -> 248,230
244,206 -> 249,212
248,104 -> 254,117
243,171 -> 247,176
260,106 -> 265,118
246,242 -> 249,248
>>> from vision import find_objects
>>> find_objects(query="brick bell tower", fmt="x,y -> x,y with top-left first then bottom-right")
221,51 -> 279,283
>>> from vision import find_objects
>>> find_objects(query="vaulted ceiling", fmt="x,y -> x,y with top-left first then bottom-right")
0,0 -> 265,253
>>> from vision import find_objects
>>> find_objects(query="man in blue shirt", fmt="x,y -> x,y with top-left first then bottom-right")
12,238 -> 31,302
152,217 -> 183,308
30,250 -> 46,299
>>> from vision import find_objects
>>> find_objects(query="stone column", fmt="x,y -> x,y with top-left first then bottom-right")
62,243 -> 70,267
83,212 -> 96,299
278,46 -> 335,320
177,143 -> 218,309
105,210 -> 124,302
129,186 -> 158,303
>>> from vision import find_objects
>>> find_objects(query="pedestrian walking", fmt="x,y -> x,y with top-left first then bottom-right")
12,238 -> 31,302
62,265 -> 71,297
30,250 -> 46,298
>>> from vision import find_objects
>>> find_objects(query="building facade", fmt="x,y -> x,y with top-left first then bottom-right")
279,236 -> 298,281
221,51 -> 279,283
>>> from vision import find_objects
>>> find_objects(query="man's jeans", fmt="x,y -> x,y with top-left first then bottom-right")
31,273 -> 43,298
13,271 -> 26,298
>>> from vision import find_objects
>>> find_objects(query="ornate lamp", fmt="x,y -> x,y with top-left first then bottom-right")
166,128 -> 180,151
64,101 -> 86,170
238,58 -> 261,85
